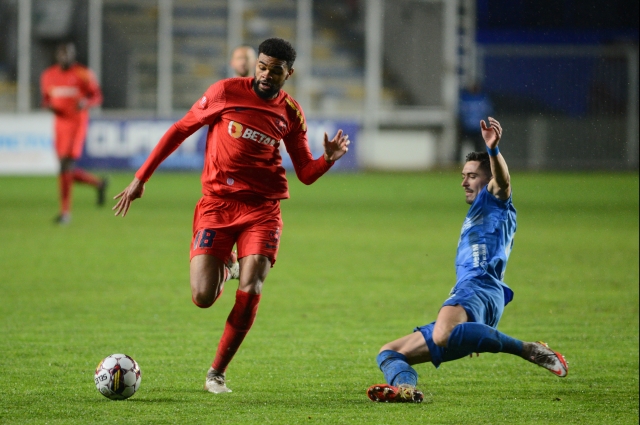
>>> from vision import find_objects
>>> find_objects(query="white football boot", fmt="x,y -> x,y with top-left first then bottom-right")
225,251 -> 240,281
204,368 -> 232,393
525,341 -> 568,377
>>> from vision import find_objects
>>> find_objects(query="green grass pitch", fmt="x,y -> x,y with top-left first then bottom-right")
0,171 -> 637,424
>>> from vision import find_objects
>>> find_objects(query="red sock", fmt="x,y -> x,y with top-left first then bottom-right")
58,172 -> 73,214
212,290 -> 261,373
72,168 -> 101,186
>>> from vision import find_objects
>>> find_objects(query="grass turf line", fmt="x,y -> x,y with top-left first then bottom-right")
0,171 -> 637,424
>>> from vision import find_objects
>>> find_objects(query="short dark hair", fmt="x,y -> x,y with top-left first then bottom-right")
465,151 -> 492,177
258,38 -> 297,69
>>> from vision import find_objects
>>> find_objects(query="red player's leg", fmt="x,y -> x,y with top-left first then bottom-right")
195,199 -> 279,393
190,254 -> 227,308
72,168 -> 101,186
54,121 -> 75,222
189,218 -> 238,307
69,115 -> 109,204
70,115 -> 100,187
211,254 -> 269,370
70,168 -> 108,206
205,254 -> 269,393
58,170 -> 73,215
55,156 -> 75,223
211,289 -> 262,372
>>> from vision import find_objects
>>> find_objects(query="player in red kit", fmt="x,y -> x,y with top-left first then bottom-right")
41,42 -> 107,224
113,38 -> 350,393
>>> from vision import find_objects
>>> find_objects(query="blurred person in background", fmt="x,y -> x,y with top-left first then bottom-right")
40,42 -> 107,225
113,38 -> 350,394
229,45 -> 256,78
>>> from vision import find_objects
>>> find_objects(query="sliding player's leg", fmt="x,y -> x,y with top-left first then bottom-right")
431,289 -> 567,377
369,286 -> 568,402
430,284 -> 522,360
434,305 -> 522,355
368,332 -> 429,403
435,310 -> 568,376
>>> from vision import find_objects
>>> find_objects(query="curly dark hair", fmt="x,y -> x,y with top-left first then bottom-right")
258,38 -> 297,69
465,151 -> 492,177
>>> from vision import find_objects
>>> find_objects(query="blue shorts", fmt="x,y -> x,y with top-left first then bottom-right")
414,278 -> 508,367
441,278 -> 506,327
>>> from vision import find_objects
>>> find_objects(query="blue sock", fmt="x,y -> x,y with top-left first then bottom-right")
447,323 -> 523,355
376,350 -> 418,387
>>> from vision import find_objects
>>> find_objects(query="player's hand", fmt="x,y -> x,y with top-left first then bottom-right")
112,177 -> 145,217
480,117 -> 502,148
323,129 -> 350,163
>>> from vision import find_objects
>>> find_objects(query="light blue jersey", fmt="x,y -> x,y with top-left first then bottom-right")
415,185 -> 518,366
455,186 -> 517,305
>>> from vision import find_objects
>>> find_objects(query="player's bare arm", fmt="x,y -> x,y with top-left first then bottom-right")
323,129 -> 350,163
483,117 -> 511,200
112,177 -> 145,217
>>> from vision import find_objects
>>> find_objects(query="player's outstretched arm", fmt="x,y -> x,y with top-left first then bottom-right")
286,129 -> 350,185
111,113 -> 202,217
323,129 -> 350,163
482,117 -> 511,200
112,177 -> 145,217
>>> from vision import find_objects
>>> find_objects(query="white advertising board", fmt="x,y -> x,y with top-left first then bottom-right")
0,113 -> 57,175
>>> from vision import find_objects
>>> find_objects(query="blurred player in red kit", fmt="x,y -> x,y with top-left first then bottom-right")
113,38 -> 350,393
40,42 -> 107,224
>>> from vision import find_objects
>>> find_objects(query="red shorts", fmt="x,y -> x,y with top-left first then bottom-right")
54,112 -> 88,159
191,195 -> 283,266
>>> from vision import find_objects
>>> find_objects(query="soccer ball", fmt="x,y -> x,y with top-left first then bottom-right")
94,354 -> 141,400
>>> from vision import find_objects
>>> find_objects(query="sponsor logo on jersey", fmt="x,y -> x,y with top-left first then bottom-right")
227,120 -> 280,147
472,243 -> 488,268
228,121 -> 243,138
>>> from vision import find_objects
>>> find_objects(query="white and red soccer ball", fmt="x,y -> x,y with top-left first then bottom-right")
94,354 -> 141,400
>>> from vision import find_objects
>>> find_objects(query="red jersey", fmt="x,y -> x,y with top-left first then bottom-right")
40,63 -> 102,119
136,77 -> 333,201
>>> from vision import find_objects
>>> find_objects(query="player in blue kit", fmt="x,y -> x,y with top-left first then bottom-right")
367,117 -> 568,403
